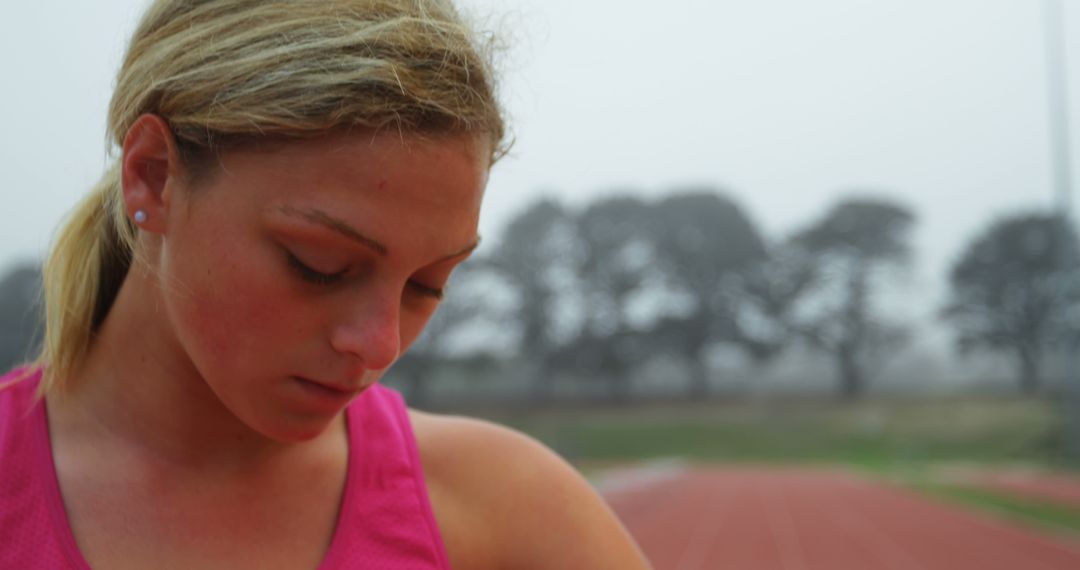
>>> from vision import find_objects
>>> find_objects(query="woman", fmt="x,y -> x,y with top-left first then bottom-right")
0,1 -> 649,568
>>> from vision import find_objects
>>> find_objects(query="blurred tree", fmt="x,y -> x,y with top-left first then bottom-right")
387,261 -> 504,407
385,305 -> 453,407
942,212 -> 1080,393
793,198 -> 915,399
576,195 -> 652,401
0,262 -> 43,372
489,198 -> 582,401
578,195 -> 650,332
732,239 -> 819,359
647,190 -> 768,397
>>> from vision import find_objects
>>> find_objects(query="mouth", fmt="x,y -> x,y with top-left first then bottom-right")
290,376 -> 358,408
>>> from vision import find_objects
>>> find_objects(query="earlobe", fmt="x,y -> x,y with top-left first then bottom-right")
121,114 -> 181,233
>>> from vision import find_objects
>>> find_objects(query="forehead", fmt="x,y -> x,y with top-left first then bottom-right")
185,130 -> 489,254
292,131 -> 489,210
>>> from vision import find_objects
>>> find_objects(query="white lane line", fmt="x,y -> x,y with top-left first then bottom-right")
595,459 -> 689,496
817,476 -> 929,570
762,476 -> 809,570
674,475 -> 739,570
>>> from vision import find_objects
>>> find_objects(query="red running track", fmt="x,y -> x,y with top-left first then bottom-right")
602,467 -> 1080,570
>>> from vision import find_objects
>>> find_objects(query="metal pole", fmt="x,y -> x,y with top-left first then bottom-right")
1043,0 -> 1080,463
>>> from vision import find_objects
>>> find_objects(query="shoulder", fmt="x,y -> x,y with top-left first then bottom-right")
0,367 -> 41,411
408,410 -> 649,570
0,368 -> 43,459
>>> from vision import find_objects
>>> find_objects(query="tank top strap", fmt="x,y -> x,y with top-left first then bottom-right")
318,384 -> 451,569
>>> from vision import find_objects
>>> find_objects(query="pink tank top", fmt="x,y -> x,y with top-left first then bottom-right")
0,368 -> 452,569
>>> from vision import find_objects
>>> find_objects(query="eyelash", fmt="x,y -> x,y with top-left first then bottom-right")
285,252 -> 444,300
287,252 -> 345,286
411,281 -> 445,301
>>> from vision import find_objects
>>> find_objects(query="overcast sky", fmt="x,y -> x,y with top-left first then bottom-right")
2,0 -> 1078,329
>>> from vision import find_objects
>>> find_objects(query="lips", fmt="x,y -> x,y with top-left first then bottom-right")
296,377 -> 352,394
291,376 -> 358,410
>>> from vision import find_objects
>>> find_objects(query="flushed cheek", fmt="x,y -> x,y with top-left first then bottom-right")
174,250 -> 299,377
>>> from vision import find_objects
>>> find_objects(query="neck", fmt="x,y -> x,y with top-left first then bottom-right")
47,262 -> 342,472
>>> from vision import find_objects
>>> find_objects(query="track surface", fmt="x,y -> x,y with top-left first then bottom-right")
602,467 -> 1080,570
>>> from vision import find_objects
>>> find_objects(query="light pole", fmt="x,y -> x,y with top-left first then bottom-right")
1043,0 -> 1079,463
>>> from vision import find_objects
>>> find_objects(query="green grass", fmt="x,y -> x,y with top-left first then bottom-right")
481,397 -> 1068,471
913,482 -> 1080,537
475,397 -> 1080,538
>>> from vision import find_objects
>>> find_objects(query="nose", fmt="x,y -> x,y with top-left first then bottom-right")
329,291 -> 401,372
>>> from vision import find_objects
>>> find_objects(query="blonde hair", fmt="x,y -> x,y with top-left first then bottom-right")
32,0 -> 506,395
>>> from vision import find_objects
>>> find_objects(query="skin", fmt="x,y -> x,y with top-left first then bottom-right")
45,115 -> 649,569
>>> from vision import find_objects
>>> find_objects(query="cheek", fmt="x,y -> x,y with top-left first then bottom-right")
165,233 -> 306,371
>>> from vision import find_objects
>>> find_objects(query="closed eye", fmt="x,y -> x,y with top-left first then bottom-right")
288,250 -> 443,300
286,252 -> 346,286
409,280 -> 444,301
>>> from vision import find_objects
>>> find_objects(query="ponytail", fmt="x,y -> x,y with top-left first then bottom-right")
33,163 -> 134,394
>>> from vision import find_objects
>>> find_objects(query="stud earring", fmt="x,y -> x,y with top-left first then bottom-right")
134,210 -> 147,224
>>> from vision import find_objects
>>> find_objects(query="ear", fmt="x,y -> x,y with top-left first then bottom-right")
121,114 -> 183,234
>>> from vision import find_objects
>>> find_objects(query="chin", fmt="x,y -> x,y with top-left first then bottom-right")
273,428 -> 326,443
255,413 -> 341,444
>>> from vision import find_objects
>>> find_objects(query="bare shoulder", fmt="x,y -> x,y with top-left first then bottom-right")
408,410 -> 650,570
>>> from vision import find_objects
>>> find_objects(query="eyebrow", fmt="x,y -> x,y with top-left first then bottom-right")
278,205 -> 481,261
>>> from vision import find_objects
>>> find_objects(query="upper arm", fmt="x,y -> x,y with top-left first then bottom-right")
411,411 -> 650,570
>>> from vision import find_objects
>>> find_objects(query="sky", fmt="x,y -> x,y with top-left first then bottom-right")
1,0 -> 1078,334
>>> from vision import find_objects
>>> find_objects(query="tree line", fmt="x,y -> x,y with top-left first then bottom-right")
0,189 -> 1077,404
389,190 -> 1080,405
